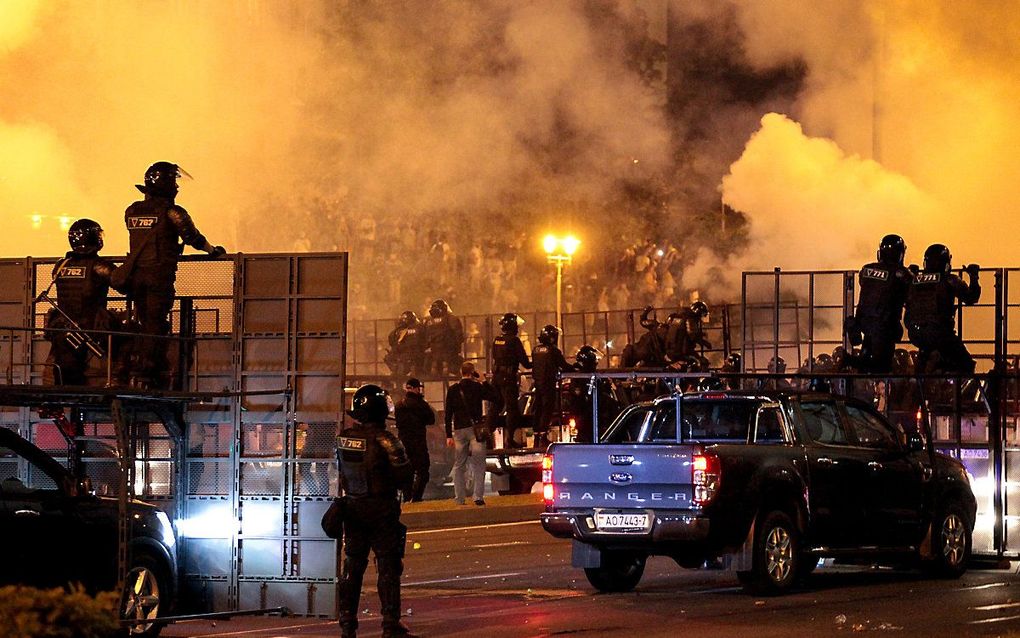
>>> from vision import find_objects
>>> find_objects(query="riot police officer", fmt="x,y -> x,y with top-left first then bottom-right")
423,299 -> 464,376
845,235 -> 913,373
569,345 -> 619,443
720,352 -> 742,390
682,301 -> 712,360
122,162 -> 225,389
44,219 -> 116,385
491,312 -> 531,447
621,306 -> 668,368
385,311 -> 426,379
531,325 -> 573,446
336,384 -> 416,638
904,244 -> 981,374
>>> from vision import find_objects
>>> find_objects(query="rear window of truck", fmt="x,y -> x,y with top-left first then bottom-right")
601,399 -> 767,443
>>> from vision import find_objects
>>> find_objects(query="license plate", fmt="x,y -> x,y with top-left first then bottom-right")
594,512 -> 649,531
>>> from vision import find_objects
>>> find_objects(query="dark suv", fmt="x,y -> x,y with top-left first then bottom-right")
0,427 -> 178,636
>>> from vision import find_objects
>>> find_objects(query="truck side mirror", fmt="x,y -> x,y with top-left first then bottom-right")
906,434 -> 925,453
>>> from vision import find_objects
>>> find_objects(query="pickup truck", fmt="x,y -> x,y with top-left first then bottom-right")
540,389 -> 976,595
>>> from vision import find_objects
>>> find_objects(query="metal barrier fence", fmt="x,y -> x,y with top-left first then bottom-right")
0,252 -> 348,617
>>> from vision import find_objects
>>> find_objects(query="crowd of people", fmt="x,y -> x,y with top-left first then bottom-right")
339,212 -> 695,322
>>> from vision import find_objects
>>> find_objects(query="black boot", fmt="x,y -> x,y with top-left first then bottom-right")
379,572 -> 417,638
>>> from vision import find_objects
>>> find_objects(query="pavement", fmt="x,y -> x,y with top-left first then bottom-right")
161,495 -> 1020,637
400,492 -> 544,530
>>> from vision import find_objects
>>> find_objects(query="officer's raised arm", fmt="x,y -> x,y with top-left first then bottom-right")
958,264 -> 982,305
167,206 -> 226,257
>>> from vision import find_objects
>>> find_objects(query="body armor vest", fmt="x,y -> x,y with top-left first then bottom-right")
857,262 -> 908,324
125,198 -> 181,270
904,272 -> 955,331
532,344 -> 558,389
337,425 -> 397,499
492,335 -> 521,373
54,255 -> 109,328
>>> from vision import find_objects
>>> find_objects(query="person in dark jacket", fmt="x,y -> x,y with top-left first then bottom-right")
385,311 -> 426,380
445,362 -> 494,505
44,219 -> 116,385
423,299 -> 464,376
531,324 -> 573,447
394,378 -> 435,502
904,244 -> 981,374
122,162 -> 225,389
568,345 -> 620,443
845,234 -> 913,373
490,312 -> 532,447
337,384 -> 416,638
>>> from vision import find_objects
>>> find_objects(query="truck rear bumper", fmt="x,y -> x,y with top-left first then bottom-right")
540,511 -> 710,542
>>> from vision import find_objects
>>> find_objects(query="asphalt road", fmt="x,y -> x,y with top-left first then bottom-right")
165,519 -> 1020,637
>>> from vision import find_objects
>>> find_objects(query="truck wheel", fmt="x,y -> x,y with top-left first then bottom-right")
742,510 -> 799,596
583,551 -> 646,593
924,501 -> 971,578
120,553 -> 170,637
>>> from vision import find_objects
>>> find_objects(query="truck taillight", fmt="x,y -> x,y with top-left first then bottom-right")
692,453 -> 721,506
542,454 -> 554,503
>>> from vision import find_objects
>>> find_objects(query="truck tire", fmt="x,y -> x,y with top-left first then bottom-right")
741,510 -> 800,596
923,501 -> 971,578
583,551 -> 646,593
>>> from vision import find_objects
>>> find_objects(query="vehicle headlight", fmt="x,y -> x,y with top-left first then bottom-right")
156,511 -> 176,548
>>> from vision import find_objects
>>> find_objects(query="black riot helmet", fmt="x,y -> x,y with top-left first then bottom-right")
877,234 -> 906,266
574,345 -> 603,372
136,161 -> 190,198
429,299 -> 450,319
499,312 -> 522,335
67,218 -> 104,255
347,384 -> 391,425
689,300 -> 709,319
923,243 -> 952,274
538,324 -> 560,346
768,355 -> 786,374
398,310 -> 419,328
724,352 -> 742,371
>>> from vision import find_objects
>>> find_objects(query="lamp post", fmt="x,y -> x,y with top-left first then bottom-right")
543,234 -> 580,347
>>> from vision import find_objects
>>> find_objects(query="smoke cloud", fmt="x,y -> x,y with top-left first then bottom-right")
2,1 -> 1018,317
705,0 -> 1020,279
725,112 -> 930,267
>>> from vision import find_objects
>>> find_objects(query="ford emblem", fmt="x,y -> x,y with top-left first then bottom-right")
609,472 -> 632,484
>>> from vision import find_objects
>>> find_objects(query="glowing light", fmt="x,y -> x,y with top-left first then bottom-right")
175,509 -> 236,539
562,235 -> 580,256
30,213 -> 42,229
58,216 -> 72,231
543,483 -> 554,502
542,234 -> 558,254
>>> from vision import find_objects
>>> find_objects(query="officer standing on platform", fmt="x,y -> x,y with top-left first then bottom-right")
569,345 -> 618,443
423,299 -> 464,376
845,234 -> 913,373
491,312 -> 531,447
336,384 -> 416,638
904,244 -> 981,374
44,219 -> 116,385
121,162 -> 225,389
531,324 -> 573,447
394,378 -> 435,502
385,311 -> 426,379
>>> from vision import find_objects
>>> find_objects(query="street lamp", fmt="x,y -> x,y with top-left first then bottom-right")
543,234 -> 580,347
